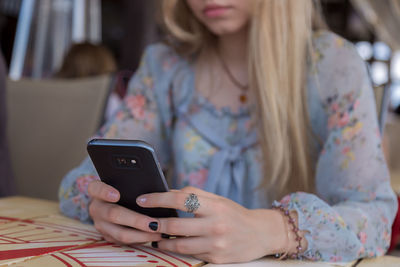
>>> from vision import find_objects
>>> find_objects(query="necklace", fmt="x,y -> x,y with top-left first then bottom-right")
216,49 -> 249,104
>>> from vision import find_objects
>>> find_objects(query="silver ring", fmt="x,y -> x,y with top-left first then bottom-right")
184,193 -> 200,213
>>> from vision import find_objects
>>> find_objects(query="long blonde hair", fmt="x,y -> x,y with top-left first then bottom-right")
162,0 -> 321,196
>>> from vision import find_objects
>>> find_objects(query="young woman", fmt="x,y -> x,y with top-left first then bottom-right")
59,0 -> 398,263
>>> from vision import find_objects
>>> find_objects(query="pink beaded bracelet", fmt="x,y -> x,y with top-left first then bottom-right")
273,206 -> 303,260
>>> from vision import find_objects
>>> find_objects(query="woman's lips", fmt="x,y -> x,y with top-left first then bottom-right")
203,5 -> 231,18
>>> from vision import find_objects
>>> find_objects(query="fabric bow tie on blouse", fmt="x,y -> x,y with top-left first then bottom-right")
178,105 -> 257,204
154,61 -> 258,204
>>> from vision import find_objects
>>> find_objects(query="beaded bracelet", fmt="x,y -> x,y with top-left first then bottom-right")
273,206 -> 303,260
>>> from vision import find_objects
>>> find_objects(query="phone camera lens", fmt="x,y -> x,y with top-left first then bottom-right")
117,158 -> 127,166
113,156 -> 138,169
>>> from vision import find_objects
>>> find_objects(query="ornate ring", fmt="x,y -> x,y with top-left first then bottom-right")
184,193 -> 200,213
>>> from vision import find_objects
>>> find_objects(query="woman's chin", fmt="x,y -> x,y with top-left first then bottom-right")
208,25 -> 246,37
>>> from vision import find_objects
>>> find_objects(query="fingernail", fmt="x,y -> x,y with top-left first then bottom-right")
149,221 -> 158,231
151,241 -> 158,248
108,191 -> 118,201
161,233 -> 170,239
137,197 -> 146,204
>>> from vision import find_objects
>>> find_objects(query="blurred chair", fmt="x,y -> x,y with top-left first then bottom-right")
6,75 -> 111,200
374,84 -> 392,134
372,80 -> 400,252
375,84 -> 400,252
0,51 -> 15,196
386,114 -> 400,251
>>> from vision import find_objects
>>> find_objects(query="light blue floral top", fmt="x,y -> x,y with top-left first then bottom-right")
59,31 -> 398,262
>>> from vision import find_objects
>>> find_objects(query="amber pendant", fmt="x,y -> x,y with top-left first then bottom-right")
239,93 -> 247,103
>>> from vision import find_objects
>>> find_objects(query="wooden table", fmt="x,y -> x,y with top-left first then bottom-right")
0,197 -> 398,267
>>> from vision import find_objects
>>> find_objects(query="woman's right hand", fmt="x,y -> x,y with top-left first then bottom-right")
88,180 -> 163,244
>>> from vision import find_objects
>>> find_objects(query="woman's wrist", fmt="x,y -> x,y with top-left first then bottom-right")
273,207 -> 308,259
269,209 -> 291,254
248,208 -> 308,259
248,209 -> 289,256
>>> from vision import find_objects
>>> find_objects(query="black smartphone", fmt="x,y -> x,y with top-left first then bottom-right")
87,138 -> 177,218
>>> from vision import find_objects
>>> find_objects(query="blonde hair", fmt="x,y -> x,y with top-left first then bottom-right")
162,0 -> 321,196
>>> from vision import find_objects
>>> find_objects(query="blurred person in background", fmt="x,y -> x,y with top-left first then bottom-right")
0,50 -> 15,196
55,42 -> 117,79
55,42 -> 122,120
59,0 -> 397,263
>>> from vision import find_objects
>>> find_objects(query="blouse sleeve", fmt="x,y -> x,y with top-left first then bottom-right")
273,32 -> 398,262
58,44 -> 176,223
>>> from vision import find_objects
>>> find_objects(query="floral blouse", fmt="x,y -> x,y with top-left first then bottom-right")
59,31 -> 398,262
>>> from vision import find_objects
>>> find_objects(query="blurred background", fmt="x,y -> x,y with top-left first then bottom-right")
0,0 -> 400,249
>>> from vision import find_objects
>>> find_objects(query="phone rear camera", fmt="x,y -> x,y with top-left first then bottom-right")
117,158 -> 126,165
113,156 -> 140,169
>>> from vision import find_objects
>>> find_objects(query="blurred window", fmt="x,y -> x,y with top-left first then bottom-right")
8,0 -> 101,80
391,52 -> 400,110
355,40 -> 400,110
392,51 -> 400,82
373,41 -> 392,61
391,83 -> 400,109
356,41 -> 373,60
355,40 -> 392,87
371,61 -> 389,85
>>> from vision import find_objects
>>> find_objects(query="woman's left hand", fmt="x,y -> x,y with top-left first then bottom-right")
136,186 -> 288,264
